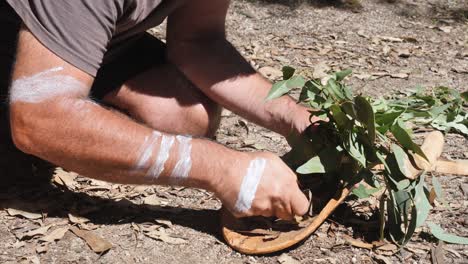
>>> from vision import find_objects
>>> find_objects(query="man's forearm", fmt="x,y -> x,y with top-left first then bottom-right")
11,97 -> 236,190
168,38 -> 308,137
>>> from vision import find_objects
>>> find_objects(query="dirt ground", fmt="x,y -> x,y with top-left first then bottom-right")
1,0 -> 467,263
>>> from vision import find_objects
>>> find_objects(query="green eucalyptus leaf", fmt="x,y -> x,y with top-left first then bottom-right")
343,85 -> 353,100
286,76 -> 306,89
414,173 -> 432,227
265,80 -> 289,101
296,147 -> 341,174
330,104 -> 351,129
352,184 -> 380,199
427,222 -> 468,245
355,96 -> 376,143
334,69 -> 352,81
343,132 -> 366,167
391,120 -> 428,161
393,189 -> 411,216
432,175 -> 449,208
391,144 -> 413,178
297,156 -> 325,174
327,79 -> 345,100
402,206 -> 418,245
396,179 -> 411,190
461,91 -> 468,102
387,196 -> 404,243
282,66 -> 295,80
341,101 -> 357,119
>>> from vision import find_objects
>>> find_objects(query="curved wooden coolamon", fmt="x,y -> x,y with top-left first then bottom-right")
221,185 -> 352,255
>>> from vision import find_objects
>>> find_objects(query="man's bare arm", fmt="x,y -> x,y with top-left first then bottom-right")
9,27 -> 308,219
167,0 -> 311,138
9,26 -> 235,189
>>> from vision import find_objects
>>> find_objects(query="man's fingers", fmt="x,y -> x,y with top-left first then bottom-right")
289,187 -> 309,216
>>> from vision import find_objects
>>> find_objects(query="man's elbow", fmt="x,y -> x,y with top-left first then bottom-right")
10,104 -> 38,154
9,102 -> 58,155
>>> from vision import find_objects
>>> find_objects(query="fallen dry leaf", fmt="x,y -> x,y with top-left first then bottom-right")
68,213 -> 90,225
53,168 -> 77,189
343,235 -> 373,249
154,219 -> 173,228
278,253 -> 300,264
431,241 -> 445,264
70,226 -> 112,253
143,229 -> 187,245
143,194 -> 165,206
390,72 -> 409,79
40,227 -> 69,243
18,225 -> 51,240
378,36 -> 404,42
377,243 -> 398,251
437,26 -> 452,33
6,208 -> 42,220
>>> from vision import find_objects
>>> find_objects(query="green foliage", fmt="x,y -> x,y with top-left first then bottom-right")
427,223 -> 468,245
267,66 -> 468,245
373,86 -> 468,136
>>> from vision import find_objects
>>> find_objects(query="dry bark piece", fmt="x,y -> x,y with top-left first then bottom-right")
40,227 -> 69,242
70,226 -> 112,253
413,131 -> 444,171
433,160 -> 468,176
221,185 -> 351,254
6,208 -> 42,220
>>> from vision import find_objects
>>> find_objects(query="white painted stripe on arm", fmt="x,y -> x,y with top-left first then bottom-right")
170,135 -> 193,182
147,135 -> 175,180
134,131 -> 161,171
9,67 -> 86,103
234,158 -> 267,213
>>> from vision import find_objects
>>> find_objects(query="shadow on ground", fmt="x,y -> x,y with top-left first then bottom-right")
0,177 -> 222,241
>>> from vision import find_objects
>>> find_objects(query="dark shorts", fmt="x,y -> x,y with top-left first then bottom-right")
0,0 -> 166,182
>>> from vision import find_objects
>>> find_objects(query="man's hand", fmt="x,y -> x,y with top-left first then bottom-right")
214,152 -> 309,220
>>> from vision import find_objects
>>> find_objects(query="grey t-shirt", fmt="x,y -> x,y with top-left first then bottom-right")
6,0 -> 186,76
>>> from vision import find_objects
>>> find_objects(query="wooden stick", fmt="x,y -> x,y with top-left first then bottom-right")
408,131 -> 445,179
433,160 -> 468,176
374,159 -> 468,176
413,131 -> 445,171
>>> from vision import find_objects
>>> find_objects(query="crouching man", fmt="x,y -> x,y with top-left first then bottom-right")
3,0 -> 312,220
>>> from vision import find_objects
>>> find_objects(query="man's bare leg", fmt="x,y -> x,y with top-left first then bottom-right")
101,63 -> 222,138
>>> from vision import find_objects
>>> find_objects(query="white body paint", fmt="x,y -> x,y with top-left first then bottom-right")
147,135 -> 175,180
9,67 -> 85,103
234,158 -> 267,213
135,131 -> 161,171
170,135 -> 193,181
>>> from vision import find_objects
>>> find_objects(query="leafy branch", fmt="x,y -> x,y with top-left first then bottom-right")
267,67 -> 468,246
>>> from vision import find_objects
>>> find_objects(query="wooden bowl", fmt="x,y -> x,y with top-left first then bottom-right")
221,185 -> 352,255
